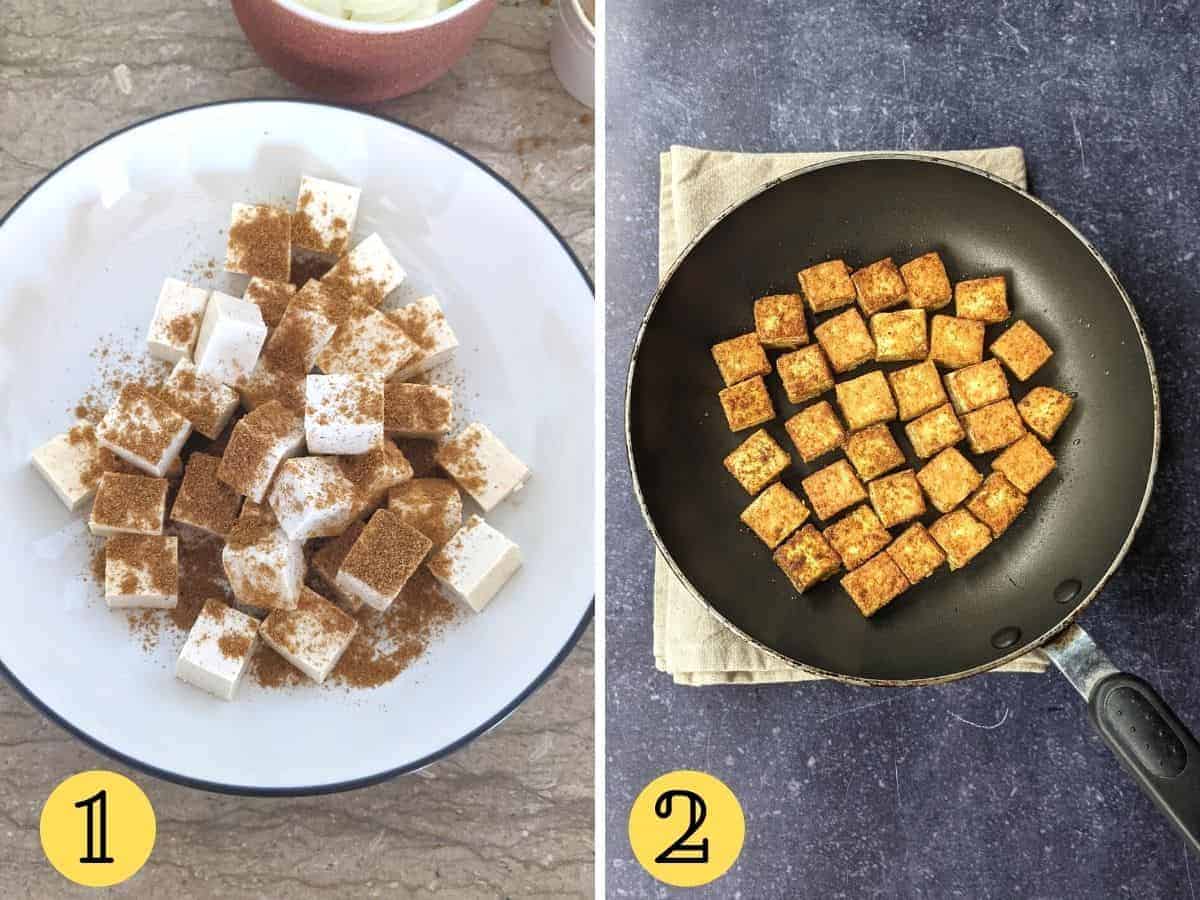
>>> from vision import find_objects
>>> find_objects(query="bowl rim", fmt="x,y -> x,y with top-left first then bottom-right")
271,0 -> 489,33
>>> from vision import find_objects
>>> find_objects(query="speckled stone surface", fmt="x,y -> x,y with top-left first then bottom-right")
606,2 -> 1199,897
0,2 -> 593,897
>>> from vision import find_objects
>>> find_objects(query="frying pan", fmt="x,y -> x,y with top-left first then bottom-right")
625,155 -> 1200,852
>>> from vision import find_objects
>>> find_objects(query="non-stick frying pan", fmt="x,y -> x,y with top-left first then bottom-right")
625,155 -> 1200,852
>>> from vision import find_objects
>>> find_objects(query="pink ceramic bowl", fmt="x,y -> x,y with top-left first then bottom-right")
231,0 -> 498,103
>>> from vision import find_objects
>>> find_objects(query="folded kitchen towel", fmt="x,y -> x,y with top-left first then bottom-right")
653,144 -> 1049,685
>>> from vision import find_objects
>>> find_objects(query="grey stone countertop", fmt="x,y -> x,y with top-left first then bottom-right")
606,2 -> 1199,897
0,1 -> 593,897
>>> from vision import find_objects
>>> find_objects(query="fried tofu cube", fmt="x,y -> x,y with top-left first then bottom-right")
801,459 -> 867,521
888,360 -> 949,421
955,276 -> 1009,323
1017,386 -> 1074,441
852,257 -> 908,315
916,447 -> 982,513
966,472 -> 1028,536
870,309 -> 928,362
711,333 -> 771,386
899,252 -> 952,310
814,308 -> 875,374
905,402 -> 965,458
723,429 -> 790,495
835,371 -> 897,431
944,358 -> 1010,414
930,315 -> 985,369
777,345 -> 835,404
961,399 -> 1025,454
774,524 -> 842,592
718,375 -> 775,431
823,505 -> 892,570
841,551 -> 910,616
784,401 -> 845,463
797,259 -> 856,313
740,483 -> 810,549
888,523 -> 946,583
929,509 -> 993,570
993,433 -> 1056,493
754,293 -> 808,349
990,320 -> 1054,382
868,469 -> 926,528
844,424 -> 905,480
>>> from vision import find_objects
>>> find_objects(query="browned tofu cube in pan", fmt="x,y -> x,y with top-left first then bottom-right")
929,315 -> 985,369
723,429 -> 791,495
991,320 -> 1054,382
711,333 -> 771,386
871,309 -> 928,362
962,399 -> 1026,454
992,433 -> 1056,493
841,551 -> 910,617
929,508 -> 993,570
754,293 -> 809,349
966,471 -> 1028,537
899,251 -> 952,310
917,447 -> 983,513
741,482 -> 811,549
888,360 -> 949,421
835,370 -> 898,431
777,344 -> 835,404
852,257 -> 908,316
718,375 -> 775,432
905,402 -> 965,459
868,469 -> 926,528
944,358 -> 1009,414
844,424 -> 905,481
955,275 -> 1010,323
1017,386 -> 1074,441
888,522 -> 946,583
774,524 -> 842,592
814,308 -> 876,374
801,458 -> 867,521
823,505 -> 892,570
797,259 -> 857,313
785,400 -> 846,463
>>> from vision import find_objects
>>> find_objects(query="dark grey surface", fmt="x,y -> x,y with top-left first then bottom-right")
605,2 -> 1200,897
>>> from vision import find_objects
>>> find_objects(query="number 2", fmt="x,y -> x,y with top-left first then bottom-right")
74,790 -> 114,864
653,789 -> 709,864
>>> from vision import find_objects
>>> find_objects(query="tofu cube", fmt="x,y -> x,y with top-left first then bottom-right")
776,345 -> 835,404
268,457 -> 359,540
310,524 -> 367,612
175,599 -> 260,701
161,358 -> 240,440
754,293 -> 808,349
929,508 -> 993,570
222,513 -> 306,610
852,257 -> 908,315
844,424 -> 905,480
888,360 -> 949,421
315,300 -> 419,379
801,458 -> 867,520
96,385 -> 192,477
435,423 -> 531,511
711,333 -> 771,387
88,472 -> 167,536
217,401 -> 306,503
868,469 -> 926,529
428,515 -> 522,613
992,433 -> 1056,493
30,422 -> 103,511
336,508 -> 433,611
990,320 -> 1054,382
887,522 -> 946,583
723,429 -> 790,495
170,452 -> 242,537
104,534 -> 178,609
955,275 -> 1009,323
929,315 -> 985,369
870,309 -> 928,362
962,399 -> 1026,454
292,175 -> 361,256
338,439 -> 414,513
718,376 -> 775,431
390,296 -> 461,381
966,471 -> 1028,536
305,373 -> 385,455
823,505 -> 891,570
814,308 -> 876,373
146,278 -> 209,363
388,478 -> 463,546
225,203 -> 291,282
260,586 -> 359,683
1017,386 -> 1074,442
261,281 -> 339,375
784,400 -> 845,463
321,233 -> 406,308
899,252 -> 952,310
905,402 -> 965,459
237,358 -> 306,414
242,277 -> 296,329
740,482 -> 810,549
916,447 -> 983,513
835,370 -> 897,431
384,381 -> 453,439
797,259 -> 856,313
773,524 -> 842,592
944,358 -> 1009,414
841,551 -> 910,617
194,291 -> 269,386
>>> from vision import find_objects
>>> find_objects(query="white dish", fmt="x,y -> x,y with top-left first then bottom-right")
0,100 -> 593,794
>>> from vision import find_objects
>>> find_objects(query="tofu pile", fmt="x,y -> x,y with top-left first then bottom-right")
716,253 -> 1073,618
30,175 -> 529,701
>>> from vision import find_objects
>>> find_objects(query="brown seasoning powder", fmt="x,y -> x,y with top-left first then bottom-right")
228,205 -> 291,282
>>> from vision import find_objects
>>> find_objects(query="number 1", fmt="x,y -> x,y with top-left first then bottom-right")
74,790 -> 114,864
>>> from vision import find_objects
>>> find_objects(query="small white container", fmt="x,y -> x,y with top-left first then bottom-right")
550,0 -> 595,108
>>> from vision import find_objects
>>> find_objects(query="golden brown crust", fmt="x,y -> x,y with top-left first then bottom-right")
899,252 -> 952,309
852,257 -> 908,316
929,315 -> 986,369
718,376 -> 776,432
840,551 -> 910,616
868,469 -> 926,529
844,424 -> 905,481
916,446 -> 983,513
961,399 -> 1026,454
801,459 -> 867,521
711,333 -> 771,386
990,320 -> 1054,381
888,360 -> 949,421
814,308 -> 876,373
723,429 -> 791,495
835,370 -> 898,431
823,505 -> 892,570
773,524 -> 842,592
740,483 -> 810,549
797,259 -> 856,313
784,401 -> 846,463
928,509 -> 993,570
776,345 -> 835,404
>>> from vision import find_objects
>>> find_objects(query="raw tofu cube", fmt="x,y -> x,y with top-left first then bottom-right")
104,534 -> 178,609
899,252 -> 952,310
146,278 -> 209,363
237,358 -> 306,413
929,315 -> 985,369
338,439 -> 414,513
436,423 -> 531,511
955,275 -> 1009,323
774,524 -> 842,592
835,370 -> 897,431
225,203 -> 291,282
868,469 -> 926,528
217,401 -> 305,503
243,277 -> 296,329
315,300 -> 419,379
391,296 -> 461,380
723,429 -> 790,495
1018,386 -> 1074,441
990,320 -> 1054,381
754,293 -> 808,349
962,399 -> 1026,454
929,508 -> 993,570
814,308 -> 875,373
917,447 -> 983,513
852,257 -> 908,315
944,358 -> 1009,414
268,457 -> 359,540
175,599 -> 260,700
888,360 -> 949,421
870,309 -> 927,362
718,376 -> 775,431
260,586 -> 359,683
194,291 -> 269,386
336,508 -> 433,611
966,471 -> 1028,536
711,333 -> 771,387
801,458 -> 866,521
96,385 -> 192,477
162,358 -> 240,440
292,175 -> 361,256
321,233 -> 406,308
784,400 -> 845,463
261,281 -> 339,374
170,452 -> 241,537
389,478 -> 463,546
888,523 -> 945,583
88,472 -> 167,536
776,345 -> 835,404
905,402 -> 965,459
384,381 -> 453,439
844,424 -> 905,480
992,433 -> 1056,493
30,422 -> 103,511
305,373 -> 385,455
429,515 -> 522,613
740,482 -> 810,549
797,259 -> 856,313
823,505 -> 891,570
222,513 -> 306,610
310,521 -> 367,612
841,551 -> 910,617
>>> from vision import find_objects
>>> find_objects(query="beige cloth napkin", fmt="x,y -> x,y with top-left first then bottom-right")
653,144 -> 1050,685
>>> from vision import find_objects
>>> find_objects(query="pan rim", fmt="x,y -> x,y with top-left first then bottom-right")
624,152 -> 1161,687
